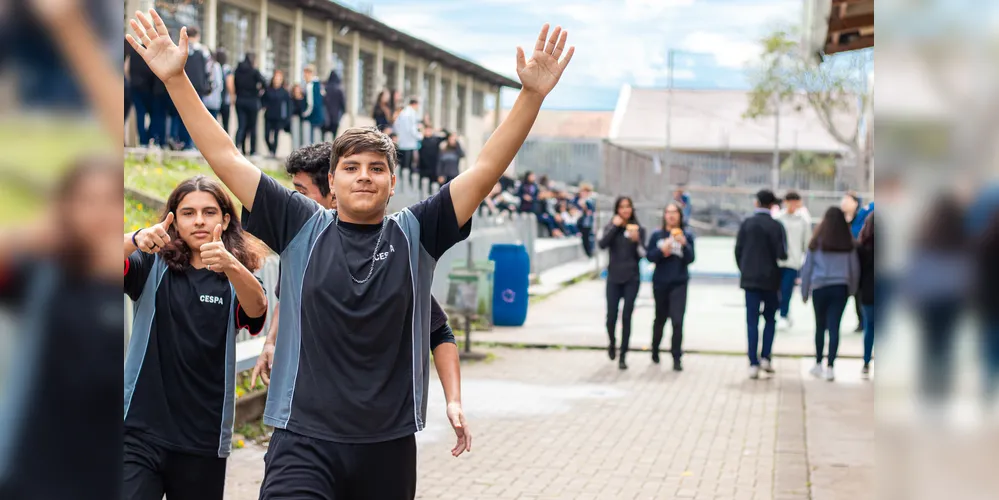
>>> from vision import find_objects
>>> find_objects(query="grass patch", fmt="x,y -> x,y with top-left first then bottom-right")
125,195 -> 162,233
233,420 -> 271,445
124,158 -> 295,210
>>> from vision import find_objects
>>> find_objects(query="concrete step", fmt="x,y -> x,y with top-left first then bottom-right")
529,257 -> 599,297
532,237 -> 589,275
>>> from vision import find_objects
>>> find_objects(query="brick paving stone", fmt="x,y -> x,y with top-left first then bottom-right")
224,347 -> 872,500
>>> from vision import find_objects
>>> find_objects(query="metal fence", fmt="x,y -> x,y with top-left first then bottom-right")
511,138 -> 604,188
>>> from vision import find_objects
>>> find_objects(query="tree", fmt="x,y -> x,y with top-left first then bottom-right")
744,29 -> 872,191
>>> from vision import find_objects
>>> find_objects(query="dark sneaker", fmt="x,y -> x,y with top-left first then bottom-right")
673,360 -> 683,372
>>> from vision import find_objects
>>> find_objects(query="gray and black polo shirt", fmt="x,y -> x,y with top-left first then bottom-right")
242,174 -> 470,443
123,252 -> 266,457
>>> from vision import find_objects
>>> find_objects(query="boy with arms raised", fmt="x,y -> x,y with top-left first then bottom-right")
127,9 -> 573,498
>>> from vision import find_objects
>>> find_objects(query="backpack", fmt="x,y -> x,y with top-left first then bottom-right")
186,45 -> 213,96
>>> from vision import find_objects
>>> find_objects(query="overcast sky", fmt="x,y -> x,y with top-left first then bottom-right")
360,0 -> 803,110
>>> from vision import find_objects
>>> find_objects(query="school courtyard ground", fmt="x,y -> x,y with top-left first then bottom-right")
223,245 -> 875,499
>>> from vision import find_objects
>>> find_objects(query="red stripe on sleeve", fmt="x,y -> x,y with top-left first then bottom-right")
123,258 -> 130,277
237,303 -> 266,336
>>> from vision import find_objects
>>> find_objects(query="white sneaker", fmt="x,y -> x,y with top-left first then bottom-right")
748,366 -> 760,379
760,359 -> 775,373
809,363 -> 824,378
777,317 -> 791,331
825,366 -> 835,381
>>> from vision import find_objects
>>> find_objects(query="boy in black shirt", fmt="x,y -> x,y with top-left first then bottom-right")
127,10 -> 574,497
251,143 -> 457,388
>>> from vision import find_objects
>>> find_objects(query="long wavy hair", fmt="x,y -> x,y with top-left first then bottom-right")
613,196 -> 640,226
159,176 -> 265,273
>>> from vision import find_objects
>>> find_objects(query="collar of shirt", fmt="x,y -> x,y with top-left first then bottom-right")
754,208 -> 772,215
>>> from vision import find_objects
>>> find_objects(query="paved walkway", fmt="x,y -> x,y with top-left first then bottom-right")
484,278 -> 865,359
224,348 -> 873,499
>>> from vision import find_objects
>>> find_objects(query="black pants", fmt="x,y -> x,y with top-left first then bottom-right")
399,149 -> 415,171
265,118 -> 283,155
606,279 -> 640,358
260,429 -> 417,500
220,103 -> 231,134
652,284 -> 688,361
122,430 -> 227,500
812,285 -> 848,367
917,299 -> 962,401
580,227 -> 594,257
235,102 -> 259,155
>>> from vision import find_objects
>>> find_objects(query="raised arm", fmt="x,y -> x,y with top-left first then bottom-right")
449,24 -> 574,226
126,9 -> 262,210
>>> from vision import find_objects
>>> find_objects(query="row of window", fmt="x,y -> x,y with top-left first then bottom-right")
144,0 -> 490,131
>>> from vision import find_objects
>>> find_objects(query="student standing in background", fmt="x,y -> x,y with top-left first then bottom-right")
857,214 -> 877,379
646,202 -> 695,371
776,191 -> 811,330
574,183 -> 597,258
261,70 -> 292,157
800,206 -> 860,382
735,190 -> 787,380
599,196 -> 646,370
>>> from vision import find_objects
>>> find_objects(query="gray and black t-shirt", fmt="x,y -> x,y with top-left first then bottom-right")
243,174 -> 470,443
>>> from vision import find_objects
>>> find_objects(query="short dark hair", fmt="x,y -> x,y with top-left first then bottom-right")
331,127 -> 397,174
187,26 -> 200,38
409,97 -> 419,105
756,189 -> 778,208
285,142 -> 334,197
784,191 -> 801,201
214,48 -> 228,66
809,207 -> 856,252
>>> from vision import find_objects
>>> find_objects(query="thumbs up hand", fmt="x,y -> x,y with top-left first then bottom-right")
199,224 -> 234,273
135,212 -> 174,254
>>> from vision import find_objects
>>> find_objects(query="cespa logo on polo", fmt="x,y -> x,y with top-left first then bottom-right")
200,295 -> 225,305
374,244 -> 397,262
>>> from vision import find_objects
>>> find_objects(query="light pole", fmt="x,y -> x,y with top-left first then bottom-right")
772,93 -> 781,191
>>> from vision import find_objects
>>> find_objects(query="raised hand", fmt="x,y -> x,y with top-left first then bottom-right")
446,402 -> 472,457
135,212 -> 174,254
125,9 -> 189,84
516,24 -> 575,98
612,215 -> 625,227
200,224 -> 234,273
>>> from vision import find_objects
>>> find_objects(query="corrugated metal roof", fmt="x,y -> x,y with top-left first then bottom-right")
609,86 -> 859,154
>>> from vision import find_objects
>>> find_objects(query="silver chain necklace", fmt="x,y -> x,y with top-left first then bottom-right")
335,213 -> 387,285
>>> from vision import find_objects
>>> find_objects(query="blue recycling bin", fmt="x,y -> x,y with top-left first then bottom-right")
489,243 -> 531,327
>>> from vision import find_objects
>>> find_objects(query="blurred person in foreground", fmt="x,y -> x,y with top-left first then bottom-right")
976,211 -> 999,409
775,191 -> 811,330
735,190 -> 788,379
903,194 -> 970,407
0,158 -> 122,499
800,207 -> 860,383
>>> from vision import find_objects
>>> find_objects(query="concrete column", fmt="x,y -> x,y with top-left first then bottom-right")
348,31 -> 360,126
204,0 -> 218,49
415,60 -> 425,106
396,49 -> 407,96
375,40 -> 385,90
431,64 -> 442,127
493,86 -> 502,130
257,0 -> 268,68
292,9 -> 304,84
464,75 -> 474,135
448,70 -> 459,131
322,21 -> 334,77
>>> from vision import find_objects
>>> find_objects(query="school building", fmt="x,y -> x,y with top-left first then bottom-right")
124,0 -> 520,162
